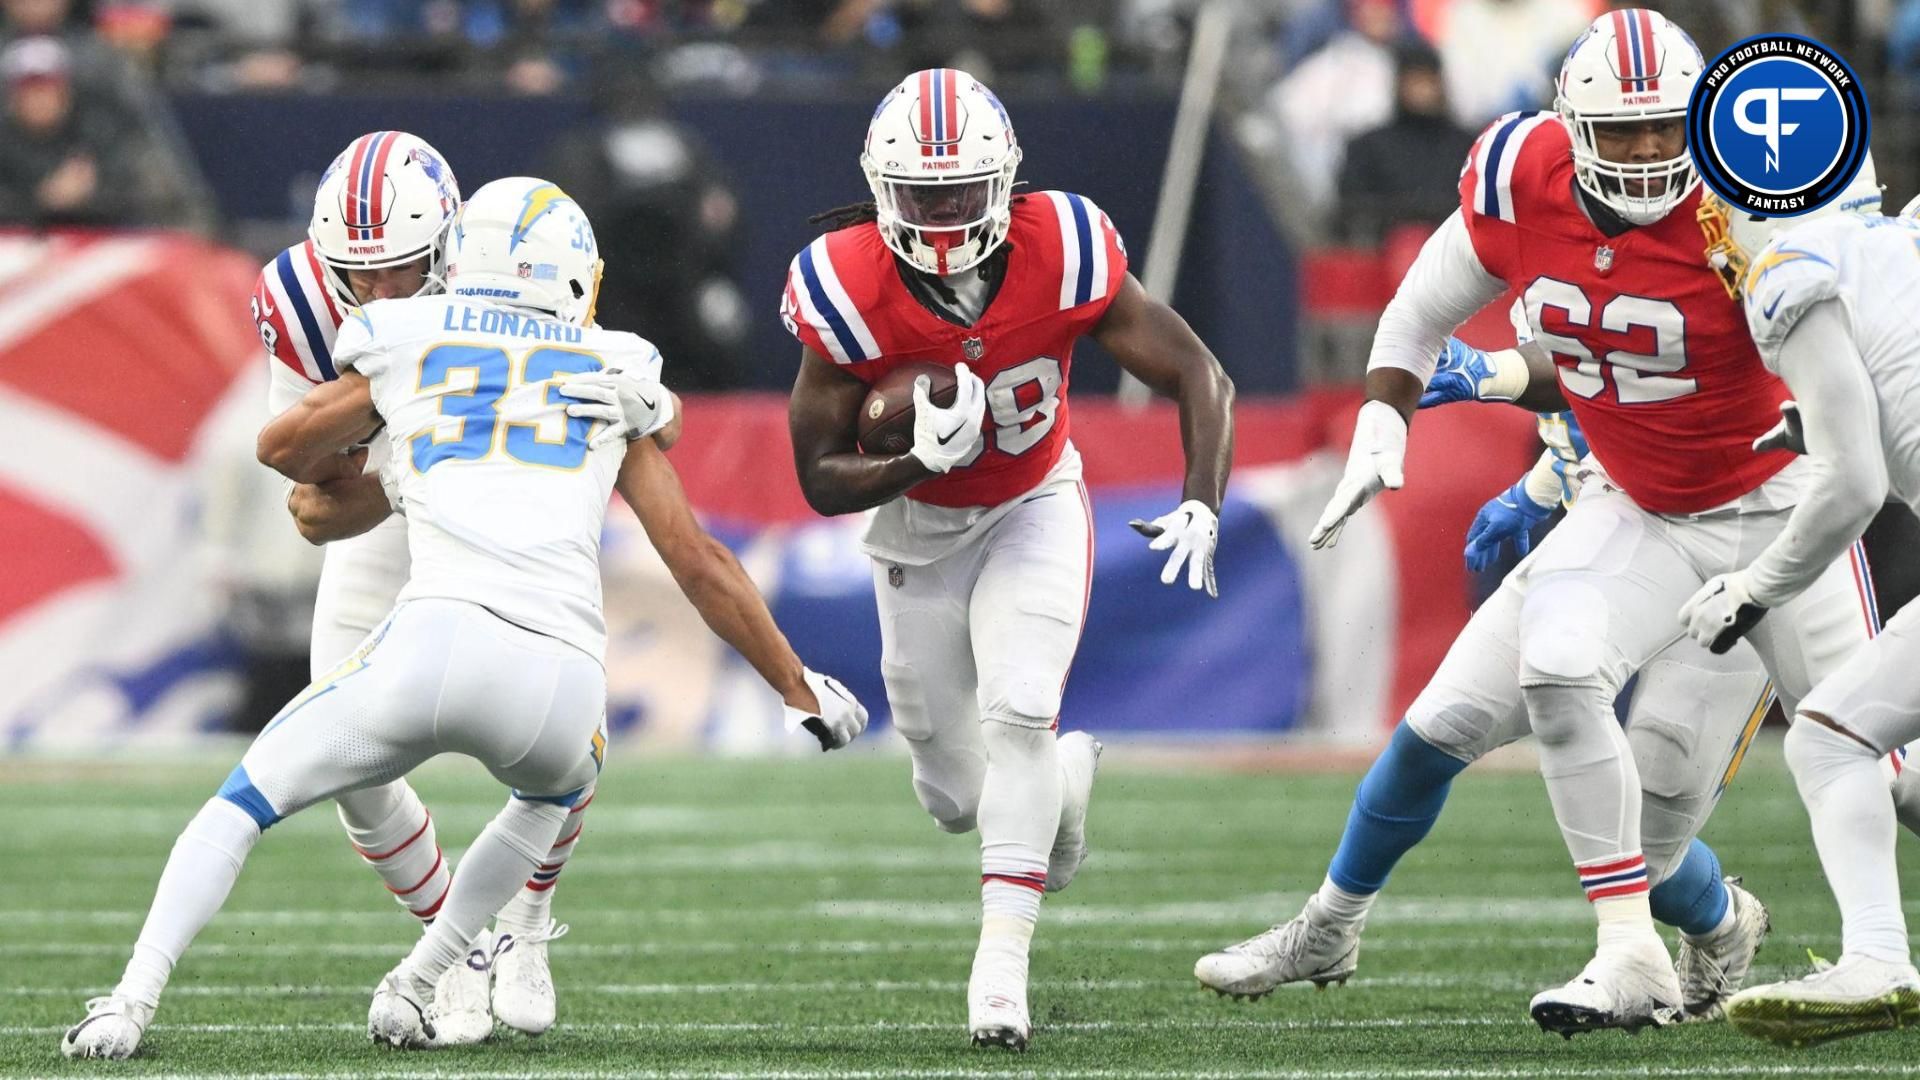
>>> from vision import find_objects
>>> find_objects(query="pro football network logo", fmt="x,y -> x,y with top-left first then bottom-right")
1687,34 -> 1870,217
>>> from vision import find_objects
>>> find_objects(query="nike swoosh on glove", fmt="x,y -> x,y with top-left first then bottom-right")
1310,400 -> 1407,550
908,362 -> 987,473
558,367 -> 675,449
782,668 -> 870,751
1679,571 -> 1770,655
1129,499 -> 1219,597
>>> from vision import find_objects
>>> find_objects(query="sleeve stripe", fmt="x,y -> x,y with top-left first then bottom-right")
797,238 -> 878,363
262,261 -> 322,382
301,240 -> 342,326
1046,192 -> 1114,310
274,249 -> 336,380
786,257 -> 845,363
1494,115 -> 1552,225
1476,113 -> 1528,222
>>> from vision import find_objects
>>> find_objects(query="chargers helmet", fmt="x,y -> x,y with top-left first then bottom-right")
309,131 -> 461,308
861,68 -> 1021,276
1697,152 -> 1881,298
444,176 -> 603,326
1556,9 -> 1704,226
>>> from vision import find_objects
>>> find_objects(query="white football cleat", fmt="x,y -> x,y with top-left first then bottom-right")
1674,877 -> 1770,1021
368,968 -> 435,1049
492,920 -> 568,1036
1194,899 -> 1361,999
1727,953 -> 1920,1047
428,940 -> 496,1046
1047,732 -> 1102,893
967,964 -> 1031,1051
60,995 -> 152,1060
1529,939 -> 1682,1038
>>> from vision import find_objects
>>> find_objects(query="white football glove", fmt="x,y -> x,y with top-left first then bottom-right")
1679,571 -> 1769,655
559,367 -> 675,449
361,435 -> 403,514
1129,500 -> 1219,597
1753,400 -> 1806,456
908,362 -> 987,473
1310,400 -> 1407,550
782,668 -> 870,751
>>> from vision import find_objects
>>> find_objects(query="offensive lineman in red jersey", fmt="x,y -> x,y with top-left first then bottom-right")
783,69 -> 1235,1049
1283,10 -> 1884,1034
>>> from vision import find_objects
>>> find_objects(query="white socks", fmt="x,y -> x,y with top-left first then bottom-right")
335,782 -> 449,923
401,798 -> 568,991
1787,718 -> 1910,965
1313,876 -> 1376,927
116,798 -> 263,1009
496,781 -> 594,937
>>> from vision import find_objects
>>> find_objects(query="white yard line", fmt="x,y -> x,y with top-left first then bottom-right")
11,1064 -> 1920,1080
2,1016 -> 1514,1037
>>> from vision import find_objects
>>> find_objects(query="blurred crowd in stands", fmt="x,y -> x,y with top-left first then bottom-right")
1,0 -> 1917,383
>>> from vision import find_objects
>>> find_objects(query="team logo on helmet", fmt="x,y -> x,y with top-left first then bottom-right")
510,183 -> 575,251
1687,34 -> 1870,217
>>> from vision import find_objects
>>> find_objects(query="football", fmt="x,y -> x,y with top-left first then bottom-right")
857,361 -> 956,455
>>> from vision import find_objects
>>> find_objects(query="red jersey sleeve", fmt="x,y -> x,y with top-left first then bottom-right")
780,229 -> 889,369
250,264 -> 308,380
1456,111 -> 1563,282
1026,191 -> 1128,328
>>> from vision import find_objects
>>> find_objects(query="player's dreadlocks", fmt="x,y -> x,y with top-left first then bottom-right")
808,201 -> 879,230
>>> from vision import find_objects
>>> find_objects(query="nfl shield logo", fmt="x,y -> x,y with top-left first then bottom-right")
887,565 -> 905,588
962,337 -> 984,362
1594,246 -> 1615,272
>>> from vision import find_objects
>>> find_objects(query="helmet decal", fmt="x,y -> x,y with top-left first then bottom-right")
916,68 -> 965,158
344,130 -> 401,240
510,184 -> 573,252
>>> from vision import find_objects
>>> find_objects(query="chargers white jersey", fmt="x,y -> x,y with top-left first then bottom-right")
335,295 -> 664,661
1742,214 -> 1920,515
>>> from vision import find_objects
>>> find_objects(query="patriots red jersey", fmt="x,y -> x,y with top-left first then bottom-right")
1459,111 -> 1792,514
782,190 -> 1128,508
251,239 -> 345,389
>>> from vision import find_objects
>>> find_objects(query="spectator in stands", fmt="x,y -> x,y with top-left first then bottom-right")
1335,41 -> 1472,242
0,36 -> 152,226
1263,0 -> 1404,214
1436,0 -> 1597,128
544,67 -> 750,388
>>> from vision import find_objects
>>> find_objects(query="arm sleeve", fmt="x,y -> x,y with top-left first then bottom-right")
267,358 -> 316,416
1742,299 -> 1889,607
1366,210 -> 1508,385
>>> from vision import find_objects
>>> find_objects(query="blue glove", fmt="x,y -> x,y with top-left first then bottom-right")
1463,480 -> 1554,573
1420,338 -> 1495,409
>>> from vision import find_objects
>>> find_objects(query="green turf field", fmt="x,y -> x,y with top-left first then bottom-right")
3,736 -> 1917,1078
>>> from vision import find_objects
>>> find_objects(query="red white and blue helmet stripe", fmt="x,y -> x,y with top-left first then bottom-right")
344,130 -> 402,241
1612,8 -> 1661,93
917,67 -> 962,157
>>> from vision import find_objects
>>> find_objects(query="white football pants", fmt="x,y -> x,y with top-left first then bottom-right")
224,598 -> 606,827
872,474 -> 1093,833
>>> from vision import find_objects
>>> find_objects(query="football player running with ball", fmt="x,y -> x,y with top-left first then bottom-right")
62,178 -> 869,1059
782,69 -> 1235,1049
1203,11 -> 1892,1035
